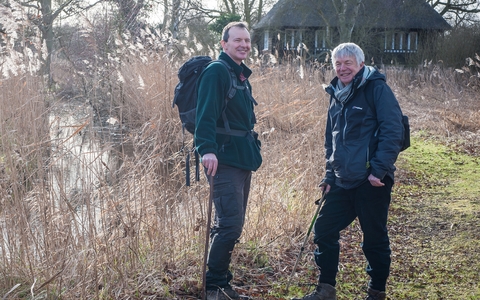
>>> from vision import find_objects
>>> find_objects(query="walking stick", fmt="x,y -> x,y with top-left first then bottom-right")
286,193 -> 327,291
202,175 -> 214,300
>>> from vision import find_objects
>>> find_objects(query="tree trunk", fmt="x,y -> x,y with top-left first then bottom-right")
116,0 -> 145,36
337,0 -> 361,43
244,0 -> 251,26
256,0 -> 264,25
40,0 -> 54,87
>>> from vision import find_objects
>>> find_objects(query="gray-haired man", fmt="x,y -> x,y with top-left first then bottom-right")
295,42 -> 404,300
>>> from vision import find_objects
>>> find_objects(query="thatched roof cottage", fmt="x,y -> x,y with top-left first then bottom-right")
253,0 -> 451,64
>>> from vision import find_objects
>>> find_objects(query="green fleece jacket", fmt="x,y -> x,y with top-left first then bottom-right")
194,52 -> 262,171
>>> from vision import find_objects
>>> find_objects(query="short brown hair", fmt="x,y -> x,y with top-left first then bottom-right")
222,22 -> 249,42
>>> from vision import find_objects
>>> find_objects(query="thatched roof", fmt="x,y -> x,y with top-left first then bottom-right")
254,0 -> 451,31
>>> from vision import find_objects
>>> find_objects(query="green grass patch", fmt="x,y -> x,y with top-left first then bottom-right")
400,133 -> 480,210
386,135 -> 480,299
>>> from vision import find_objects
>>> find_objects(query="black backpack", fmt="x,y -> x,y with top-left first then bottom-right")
172,56 -> 244,135
172,56 -> 246,185
399,115 -> 410,151
364,83 -> 410,152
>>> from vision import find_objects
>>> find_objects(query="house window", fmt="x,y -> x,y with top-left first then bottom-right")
285,29 -> 295,50
315,30 -> 324,49
384,31 -> 418,53
284,29 -> 305,51
315,29 -> 330,50
298,30 -> 303,50
263,30 -> 269,51
407,32 -> 418,52
396,33 -> 404,50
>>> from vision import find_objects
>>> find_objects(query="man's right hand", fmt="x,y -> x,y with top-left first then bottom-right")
202,153 -> 218,176
319,182 -> 331,194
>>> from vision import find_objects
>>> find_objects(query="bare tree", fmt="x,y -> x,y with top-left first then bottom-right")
230,0 -> 272,25
313,0 -> 362,44
427,0 -> 480,26
0,1 -> 44,78
255,0 -> 263,24
335,0 -> 361,43
222,0 -> 237,15
159,0 -> 270,51
159,0 -> 274,47
13,0 -> 81,85
113,0 -> 146,35
11,0 -> 153,86
11,0 -> 109,86
161,0 -> 213,40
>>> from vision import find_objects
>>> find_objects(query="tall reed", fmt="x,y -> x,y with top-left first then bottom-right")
1,42 -> 479,298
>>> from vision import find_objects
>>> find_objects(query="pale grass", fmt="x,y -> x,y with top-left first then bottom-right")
1,2 -> 478,297
1,50 -> 479,299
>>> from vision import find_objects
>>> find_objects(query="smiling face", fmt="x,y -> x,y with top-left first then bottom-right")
335,55 -> 364,86
220,26 -> 251,65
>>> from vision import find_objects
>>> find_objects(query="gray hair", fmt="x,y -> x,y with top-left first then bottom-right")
222,22 -> 249,42
331,43 -> 365,66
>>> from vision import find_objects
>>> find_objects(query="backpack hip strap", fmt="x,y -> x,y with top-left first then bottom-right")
215,127 -> 250,137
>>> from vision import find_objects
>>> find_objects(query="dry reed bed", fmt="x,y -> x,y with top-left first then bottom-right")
1,54 -> 479,298
384,65 -> 480,156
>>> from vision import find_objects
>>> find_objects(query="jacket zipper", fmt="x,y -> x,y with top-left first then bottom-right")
366,117 -> 381,169
343,107 -> 348,146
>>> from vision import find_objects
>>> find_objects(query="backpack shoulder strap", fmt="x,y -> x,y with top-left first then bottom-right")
208,59 -> 255,135
362,79 -> 376,115
216,59 -> 246,98
363,78 -> 410,152
363,80 -> 382,144
213,59 -> 245,133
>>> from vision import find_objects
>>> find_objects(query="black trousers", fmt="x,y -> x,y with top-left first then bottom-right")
313,177 -> 393,291
205,164 -> 252,289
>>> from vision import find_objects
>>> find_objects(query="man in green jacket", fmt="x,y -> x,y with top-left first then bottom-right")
195,21 -> 262,300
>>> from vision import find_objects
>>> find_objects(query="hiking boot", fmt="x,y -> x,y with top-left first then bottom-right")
292,283 -> 336,300
365,287 -> 386,300
206,285 -> 240,300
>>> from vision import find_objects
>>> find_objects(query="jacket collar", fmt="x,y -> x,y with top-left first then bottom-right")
326,66 -> 379,97
219,52 -> 252,79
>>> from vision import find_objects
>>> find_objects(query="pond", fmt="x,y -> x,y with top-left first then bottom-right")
48,100 -> 130,229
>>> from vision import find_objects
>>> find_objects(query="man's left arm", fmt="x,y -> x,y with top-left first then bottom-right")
369,84 -> 404,181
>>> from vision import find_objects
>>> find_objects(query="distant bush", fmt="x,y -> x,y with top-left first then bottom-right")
437,24 -> 480,68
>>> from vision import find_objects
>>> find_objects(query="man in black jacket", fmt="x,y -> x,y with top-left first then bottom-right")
296,43 -> 404,300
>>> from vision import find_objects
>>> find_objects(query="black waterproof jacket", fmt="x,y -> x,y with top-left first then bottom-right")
322,67 -> 404,189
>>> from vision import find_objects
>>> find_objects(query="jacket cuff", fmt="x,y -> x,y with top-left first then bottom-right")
321,177 -> 335,186
198,148 -> 217,157
370,169 -> 386,180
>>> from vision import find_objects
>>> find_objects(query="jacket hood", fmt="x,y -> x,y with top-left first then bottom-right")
357,65 -> 381,88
